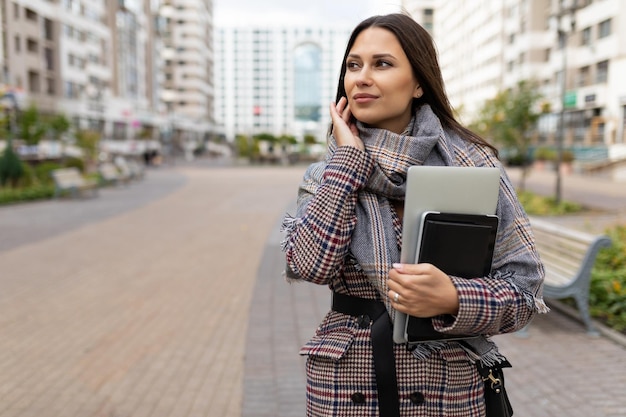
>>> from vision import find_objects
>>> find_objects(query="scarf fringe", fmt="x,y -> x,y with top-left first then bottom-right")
477,347 -> 507,368
409,341 -> 448,360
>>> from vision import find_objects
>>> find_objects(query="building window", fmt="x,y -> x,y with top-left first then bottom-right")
13,3 -> 19,18
507,60 -> 514,72
14,35 -> 20,53
113,122 -> 126,139
578,66 -> 589,87
598,19 -> 611,38
293,43 -> 322,122
27,38 -> 38,53
596,60 -> 608,83
28,71 -> 40,93
45,47 -> 54,70
581,27 -> 591,46
44,18 -> 54,40
25,8 -> 37,21
46,78 -> 55,95
64,81 -> 81,98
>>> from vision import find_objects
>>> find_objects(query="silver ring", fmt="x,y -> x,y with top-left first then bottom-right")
394,292 -> 400,303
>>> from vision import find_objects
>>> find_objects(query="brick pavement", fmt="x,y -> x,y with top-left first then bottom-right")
0,164 -> 303,417
1,163 -> 625,417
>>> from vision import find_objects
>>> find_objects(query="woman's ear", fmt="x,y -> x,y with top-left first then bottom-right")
413,85 -> 423,99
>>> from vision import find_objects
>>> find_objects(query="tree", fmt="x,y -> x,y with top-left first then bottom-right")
471,80 -> 543,191
279,134 -> 298,145
47,113 -> 71,142
303,134 -> 317,145
0,144 -> 24,187
253,132 -> 277,143
75,130 -> 100,173
18,105 -> 46,146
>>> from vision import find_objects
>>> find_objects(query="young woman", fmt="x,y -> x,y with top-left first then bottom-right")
281,13 -> 546,417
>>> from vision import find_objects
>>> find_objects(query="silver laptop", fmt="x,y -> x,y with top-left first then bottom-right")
393,165 -> 501,344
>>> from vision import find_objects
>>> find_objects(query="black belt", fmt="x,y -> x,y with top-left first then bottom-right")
332,292 -> 400,416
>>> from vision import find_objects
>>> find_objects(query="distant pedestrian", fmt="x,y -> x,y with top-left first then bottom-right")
281,13 -> 547,417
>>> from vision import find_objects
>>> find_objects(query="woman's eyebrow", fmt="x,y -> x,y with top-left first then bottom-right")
347,53 -> 396,59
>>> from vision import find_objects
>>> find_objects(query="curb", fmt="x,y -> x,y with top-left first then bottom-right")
547,299 -> 626,347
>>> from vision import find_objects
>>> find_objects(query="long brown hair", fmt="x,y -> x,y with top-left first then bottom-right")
335,13 -> 498,156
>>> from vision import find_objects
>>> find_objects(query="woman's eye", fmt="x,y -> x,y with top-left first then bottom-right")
346,61 -> 360,69
377,60 -> 392,68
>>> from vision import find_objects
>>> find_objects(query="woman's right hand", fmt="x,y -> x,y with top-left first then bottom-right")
329,97 -> 364,151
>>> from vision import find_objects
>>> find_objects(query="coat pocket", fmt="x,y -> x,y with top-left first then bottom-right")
300,313 -> 357,361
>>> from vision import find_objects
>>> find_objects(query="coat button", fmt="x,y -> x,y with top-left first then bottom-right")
356,315 -> 371,328
409,392 -> 425,405
351,392 -> 366,404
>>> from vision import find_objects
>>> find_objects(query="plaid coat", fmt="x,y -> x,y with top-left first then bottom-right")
283,129 -> 543,416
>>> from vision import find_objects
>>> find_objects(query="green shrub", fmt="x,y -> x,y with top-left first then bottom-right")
517,190 -> 582,215
16,162 -> 36,188
533,146 -> 556,161
34,162 -> 62,185
63,157 -> 85,172
0,184 -> 55,205
562,149 -> 575,163
0,145 -> 25,187
590,226 -> 626,332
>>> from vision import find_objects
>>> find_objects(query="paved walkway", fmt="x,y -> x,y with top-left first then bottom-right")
0,161 -> 624,417
0,163 -> 303,417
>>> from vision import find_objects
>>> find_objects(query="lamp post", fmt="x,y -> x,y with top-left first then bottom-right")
554,0 -> 579,204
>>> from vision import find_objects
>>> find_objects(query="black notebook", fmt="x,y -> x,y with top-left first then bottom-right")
405,212 -> 498,343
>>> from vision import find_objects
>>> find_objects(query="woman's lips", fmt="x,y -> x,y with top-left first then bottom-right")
353,93 -> 378,104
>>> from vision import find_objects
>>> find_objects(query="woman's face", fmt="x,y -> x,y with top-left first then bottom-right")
344,27 -> 422,134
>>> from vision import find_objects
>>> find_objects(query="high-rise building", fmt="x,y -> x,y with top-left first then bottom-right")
155,0 -> 214,131
402,0 -> 626,154
402,0 -> 436,34
214,25 -> 351,143
0,0 -> 216,157
1,0 -> 111,122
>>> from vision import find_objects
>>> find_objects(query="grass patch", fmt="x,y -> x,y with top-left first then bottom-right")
0,184 -> 55,205
517,190 -> 583,215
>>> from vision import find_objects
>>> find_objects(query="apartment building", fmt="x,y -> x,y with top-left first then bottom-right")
401,0 -> 436,33
156,0 -> 214,143
0,0 -> 216,157
403,0 -> 626,155
214,25 -> 351,142
1,0 -> 110,119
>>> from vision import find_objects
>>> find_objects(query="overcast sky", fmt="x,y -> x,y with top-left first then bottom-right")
214,0 -> 404,27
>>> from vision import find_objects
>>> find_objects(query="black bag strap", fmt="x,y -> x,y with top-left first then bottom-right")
332,292 -> 400,416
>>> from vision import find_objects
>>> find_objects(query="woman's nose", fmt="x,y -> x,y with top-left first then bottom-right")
355,67 -> 372,86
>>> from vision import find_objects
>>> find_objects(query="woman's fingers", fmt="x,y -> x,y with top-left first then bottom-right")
387,263 -> 460,316
329,98 -> 364,150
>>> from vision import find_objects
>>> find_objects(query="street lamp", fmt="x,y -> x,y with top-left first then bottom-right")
553,0 -> 580,204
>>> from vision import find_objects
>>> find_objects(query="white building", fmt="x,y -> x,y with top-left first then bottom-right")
214,25 -> 352,143
403,0 -> 626,155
